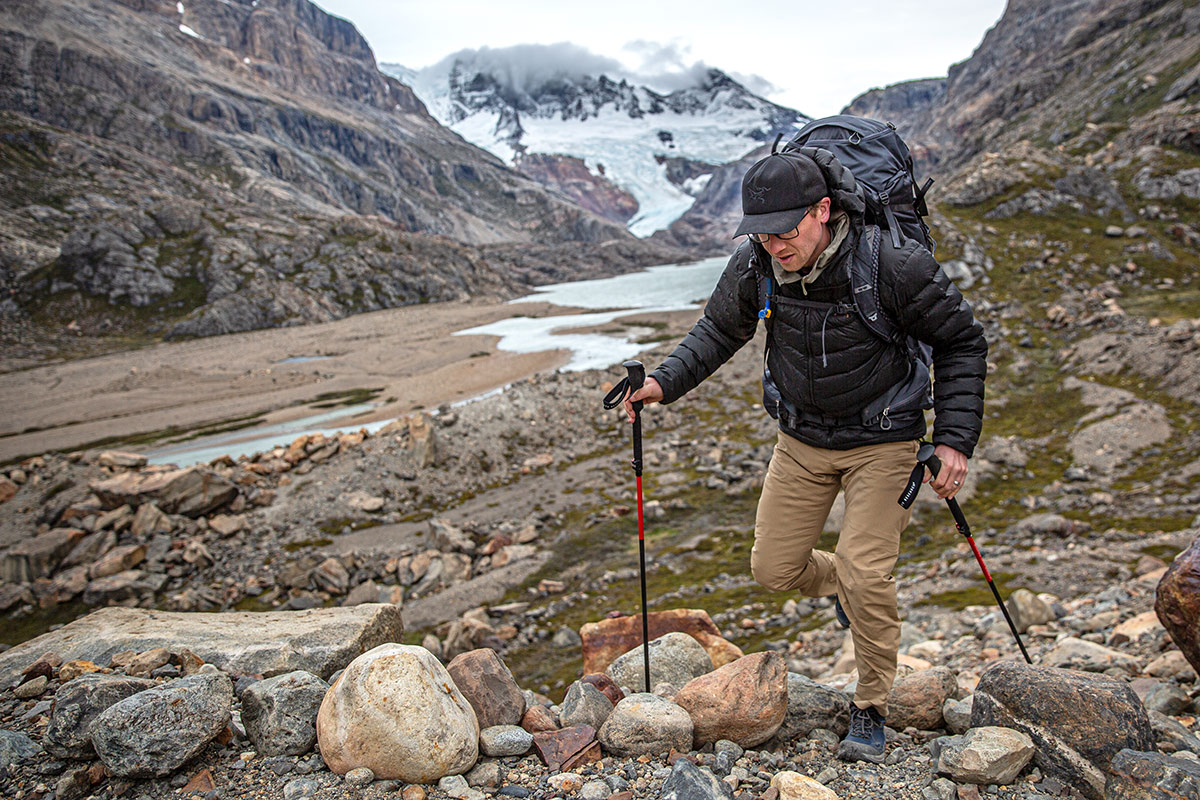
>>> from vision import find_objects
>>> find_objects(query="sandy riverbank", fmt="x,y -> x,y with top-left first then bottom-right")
0,300 -> 704,464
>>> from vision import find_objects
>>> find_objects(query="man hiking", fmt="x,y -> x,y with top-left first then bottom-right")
622,147 -> 987,763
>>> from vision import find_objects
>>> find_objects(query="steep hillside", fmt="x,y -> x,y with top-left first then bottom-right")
0,0 -> 687,356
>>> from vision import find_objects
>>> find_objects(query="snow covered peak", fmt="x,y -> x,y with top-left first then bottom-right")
381,44 -> 808,237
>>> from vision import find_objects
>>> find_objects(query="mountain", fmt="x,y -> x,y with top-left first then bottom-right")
386,50 -> 807,237
0,0 -> 687,357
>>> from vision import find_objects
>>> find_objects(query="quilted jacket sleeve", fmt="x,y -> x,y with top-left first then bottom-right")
648,245 -> 762,404
880,240 -> 989,457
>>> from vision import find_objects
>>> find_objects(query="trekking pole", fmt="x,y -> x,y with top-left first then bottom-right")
899,442 -> 1033,664
602,360 -> 652,691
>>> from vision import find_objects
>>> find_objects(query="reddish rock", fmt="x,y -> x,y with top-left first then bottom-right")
1155,534 -> 1200,677
581,673 -> 623,707
532,724 -> 595,770
181,768 -> 214,794
673,652 -> 788,748
90,467 -> 237,517
521,704 -> 559,733
561,740 -> 602,771
889,667 -> 958,731
0,477 -> 17,504
89,545 -> 147,580
580,609 -> 744,675
445,649 -> 525,729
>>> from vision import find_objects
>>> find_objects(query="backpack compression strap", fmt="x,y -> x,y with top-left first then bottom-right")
849,225 -> 899,344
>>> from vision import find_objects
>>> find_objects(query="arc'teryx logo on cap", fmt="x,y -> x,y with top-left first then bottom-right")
749,185 -> 770,204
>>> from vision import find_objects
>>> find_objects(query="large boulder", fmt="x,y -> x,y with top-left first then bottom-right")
775,673 -> 851,741
44,674 -> 156,759
90,673 -> 233,778
0,605 -> 403,686
316,644 -> 479,782
240,671 -> 329,756
673,652 -> 787,748
90,467 -> 237,517
1155,535 -> 1200,677
580,609 -> 743,674
1105,749 -> 1200,799
597,693 -> 693,757
971,662 -> 1154,800
888,666 -> 958,730
445,649 -> 525,729
607,632 -> 714,693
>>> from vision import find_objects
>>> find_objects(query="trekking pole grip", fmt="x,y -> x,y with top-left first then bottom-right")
898,442 -> 940,509
623,360 -> 645,413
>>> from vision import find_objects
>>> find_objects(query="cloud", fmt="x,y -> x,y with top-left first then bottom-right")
418,40 -> 778,101
423,42 -> 626,93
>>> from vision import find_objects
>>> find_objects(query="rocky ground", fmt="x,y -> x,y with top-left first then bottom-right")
2,173 -> 1200,798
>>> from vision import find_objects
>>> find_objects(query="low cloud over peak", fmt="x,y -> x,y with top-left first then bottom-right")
420,41 -> 775,99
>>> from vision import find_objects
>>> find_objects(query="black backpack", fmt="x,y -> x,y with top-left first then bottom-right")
782,115 -> 935,253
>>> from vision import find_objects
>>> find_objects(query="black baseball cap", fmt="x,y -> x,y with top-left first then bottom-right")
732,152 -> 828,239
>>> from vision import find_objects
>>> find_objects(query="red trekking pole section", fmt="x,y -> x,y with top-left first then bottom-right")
900,443 -> 1032,664
603,360 -> 652,691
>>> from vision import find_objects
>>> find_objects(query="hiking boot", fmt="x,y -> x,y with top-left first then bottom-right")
837,703 -> 886,763
833,595 -> 850,630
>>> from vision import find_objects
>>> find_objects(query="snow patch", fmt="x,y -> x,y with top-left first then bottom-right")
179,24 -> 201,39
176,1 -> 184,13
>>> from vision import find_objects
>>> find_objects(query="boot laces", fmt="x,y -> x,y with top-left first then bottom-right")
848,705 -> 874,739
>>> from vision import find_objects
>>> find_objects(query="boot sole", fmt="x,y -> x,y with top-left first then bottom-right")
837,740 -> 885,764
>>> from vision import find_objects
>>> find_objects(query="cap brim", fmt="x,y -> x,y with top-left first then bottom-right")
731,206 -> 809,239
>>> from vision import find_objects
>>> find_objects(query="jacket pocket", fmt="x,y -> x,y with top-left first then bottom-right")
861,360 -> 932,431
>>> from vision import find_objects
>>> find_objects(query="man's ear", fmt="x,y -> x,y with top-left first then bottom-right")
817,197 -> 832,223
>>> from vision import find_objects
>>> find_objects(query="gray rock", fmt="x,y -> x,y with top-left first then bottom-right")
660,758 -> 732,800
479,725 -> 532,757
0,729 -> 41,767
608,632 -> 714,693
971,662 -> 1154,800
1106,748 -> 1200,798
283,777 -> 321,800
1,528 -> 85,583
560,680 -> 615,730
1149,710 -> 1200,755
775,673 -> 851,740
1009,589 -> 1055,633
1143,682 -> 1191,716
240,670 -> 329,756
0,604 -> 404,686
44,673 -> 157,758
936,725 -> 1035,785
465,757 -> 505,787
1042,637 -> 1141,673
942,696 -> 973,735
580,778 -> 611,800
90,673 -> 234,777
345,767 -> 374,788
598,693 -> 693,757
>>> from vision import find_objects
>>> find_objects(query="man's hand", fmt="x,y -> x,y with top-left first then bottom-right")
624,377 -> 664,422
925,444 -> 969,500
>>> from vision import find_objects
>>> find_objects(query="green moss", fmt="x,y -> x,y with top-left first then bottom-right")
1141,543 -> 1182,561
917,572 -> 1018,610
310,387 -> 385,408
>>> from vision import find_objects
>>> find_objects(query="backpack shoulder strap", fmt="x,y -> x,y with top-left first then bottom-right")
849,224 -> 900,344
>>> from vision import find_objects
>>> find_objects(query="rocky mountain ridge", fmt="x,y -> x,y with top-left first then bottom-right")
0,0 -> 692,357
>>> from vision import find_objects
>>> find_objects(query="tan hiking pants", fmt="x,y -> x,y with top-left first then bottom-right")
751,432 -> 918,717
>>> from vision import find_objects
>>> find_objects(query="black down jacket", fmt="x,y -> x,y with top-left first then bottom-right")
649,149 -> 988,456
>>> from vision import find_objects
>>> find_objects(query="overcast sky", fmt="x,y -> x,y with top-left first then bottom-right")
314,0 -> 1007,117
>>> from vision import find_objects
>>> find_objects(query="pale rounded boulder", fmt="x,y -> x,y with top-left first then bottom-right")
316,644 -> 479,782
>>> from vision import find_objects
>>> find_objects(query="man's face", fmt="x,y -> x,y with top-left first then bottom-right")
761,197 -> 832,272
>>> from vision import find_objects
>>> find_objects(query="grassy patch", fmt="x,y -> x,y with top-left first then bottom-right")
917,572 -> 1018,610
316,519 -> 380,536
311,387 -> 385,409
